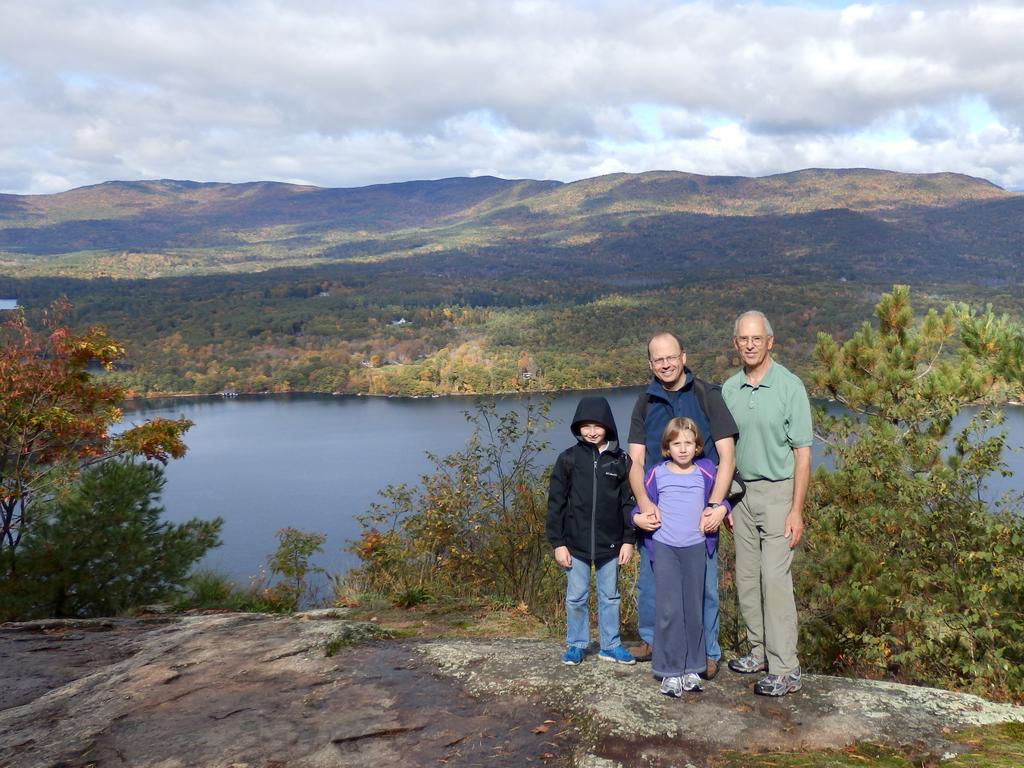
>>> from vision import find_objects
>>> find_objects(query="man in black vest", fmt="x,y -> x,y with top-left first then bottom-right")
627,332 -> 737,678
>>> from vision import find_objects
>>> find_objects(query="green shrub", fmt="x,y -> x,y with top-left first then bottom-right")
324,623 -> 396,656
3,459 -> 222,620
267,527 -> 327,611
227,528 -> 330,614
173,569 -> 248,611
393,585 -> 433,608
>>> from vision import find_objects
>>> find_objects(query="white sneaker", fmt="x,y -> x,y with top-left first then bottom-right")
682,673 -> 704,692
659,676 -> 683,698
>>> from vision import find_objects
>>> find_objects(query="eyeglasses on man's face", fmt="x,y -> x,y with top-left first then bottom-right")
650,354 -> 682,366
735,336 -> 768,347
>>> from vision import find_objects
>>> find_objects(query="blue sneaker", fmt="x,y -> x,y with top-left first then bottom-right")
598,645 -> 636,665
562,646 -> 584,665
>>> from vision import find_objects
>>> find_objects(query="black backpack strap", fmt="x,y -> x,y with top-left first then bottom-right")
639,392 -> 651,421
693,376 -> 709,417
727,476 -> 747,508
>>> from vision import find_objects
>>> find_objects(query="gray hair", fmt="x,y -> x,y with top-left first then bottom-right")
733,310 -> 774,337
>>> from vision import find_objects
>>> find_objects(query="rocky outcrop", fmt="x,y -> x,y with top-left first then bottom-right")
0,612 -> 574,767
2,613 -> 1022,767
423,638 -> 1024,765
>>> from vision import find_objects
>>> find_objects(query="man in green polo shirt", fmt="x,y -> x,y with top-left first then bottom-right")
721,310 -> 812,697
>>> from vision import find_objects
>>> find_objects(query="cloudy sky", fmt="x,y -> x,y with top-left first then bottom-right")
2,0 -> 1023,195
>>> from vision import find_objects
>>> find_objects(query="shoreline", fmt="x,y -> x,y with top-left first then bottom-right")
124,386 -> 1024,408
124,382 -> 646,405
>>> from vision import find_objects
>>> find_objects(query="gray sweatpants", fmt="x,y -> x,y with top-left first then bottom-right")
733,477 -> 800,675
651,539 -> 706,678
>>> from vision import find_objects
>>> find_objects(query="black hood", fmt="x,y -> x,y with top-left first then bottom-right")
570,396 -> 619,444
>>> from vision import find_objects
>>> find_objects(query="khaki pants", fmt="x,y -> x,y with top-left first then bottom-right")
733,478 -> 799,675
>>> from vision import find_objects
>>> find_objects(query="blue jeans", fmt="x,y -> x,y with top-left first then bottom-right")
704,546 -> 721,661
566,555 -> 622,650
638,540 -> 720,660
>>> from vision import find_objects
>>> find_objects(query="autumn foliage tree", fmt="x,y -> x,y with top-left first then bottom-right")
349,400 -> 561,610
1,302 -> 193,580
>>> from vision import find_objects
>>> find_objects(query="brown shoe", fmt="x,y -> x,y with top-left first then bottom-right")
702,658 -> 720,680
629,641 -> 652,662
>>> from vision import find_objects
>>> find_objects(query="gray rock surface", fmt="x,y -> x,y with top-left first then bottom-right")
1,613 -> 573,767
2,613 -> 1022,767
423,638 -> 1024,765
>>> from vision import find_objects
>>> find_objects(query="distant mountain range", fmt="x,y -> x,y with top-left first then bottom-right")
1,168 -> 1021,285
2,168 -> 1022,398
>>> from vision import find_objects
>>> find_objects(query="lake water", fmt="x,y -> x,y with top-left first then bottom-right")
120,390 -> 1024,582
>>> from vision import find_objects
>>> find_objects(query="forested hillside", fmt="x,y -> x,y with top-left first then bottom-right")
1,168 -> 1021,396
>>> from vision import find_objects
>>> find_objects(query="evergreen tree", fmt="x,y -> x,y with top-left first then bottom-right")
804,285 -> 1024,699
958,302 -> 1024,389
6,460 -> 222,619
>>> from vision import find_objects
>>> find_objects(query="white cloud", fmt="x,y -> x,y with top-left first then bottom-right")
1,0 -> 1024,193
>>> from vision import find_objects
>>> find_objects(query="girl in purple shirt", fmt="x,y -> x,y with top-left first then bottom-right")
639,417 -> 723,696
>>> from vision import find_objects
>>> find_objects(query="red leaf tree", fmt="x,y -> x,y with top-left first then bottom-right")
0,301 -> 191,575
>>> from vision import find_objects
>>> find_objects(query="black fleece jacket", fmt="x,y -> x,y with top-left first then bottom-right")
545,396 -> 635,562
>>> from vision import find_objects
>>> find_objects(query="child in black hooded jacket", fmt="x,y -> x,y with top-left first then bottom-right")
546,395 -> 636,666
